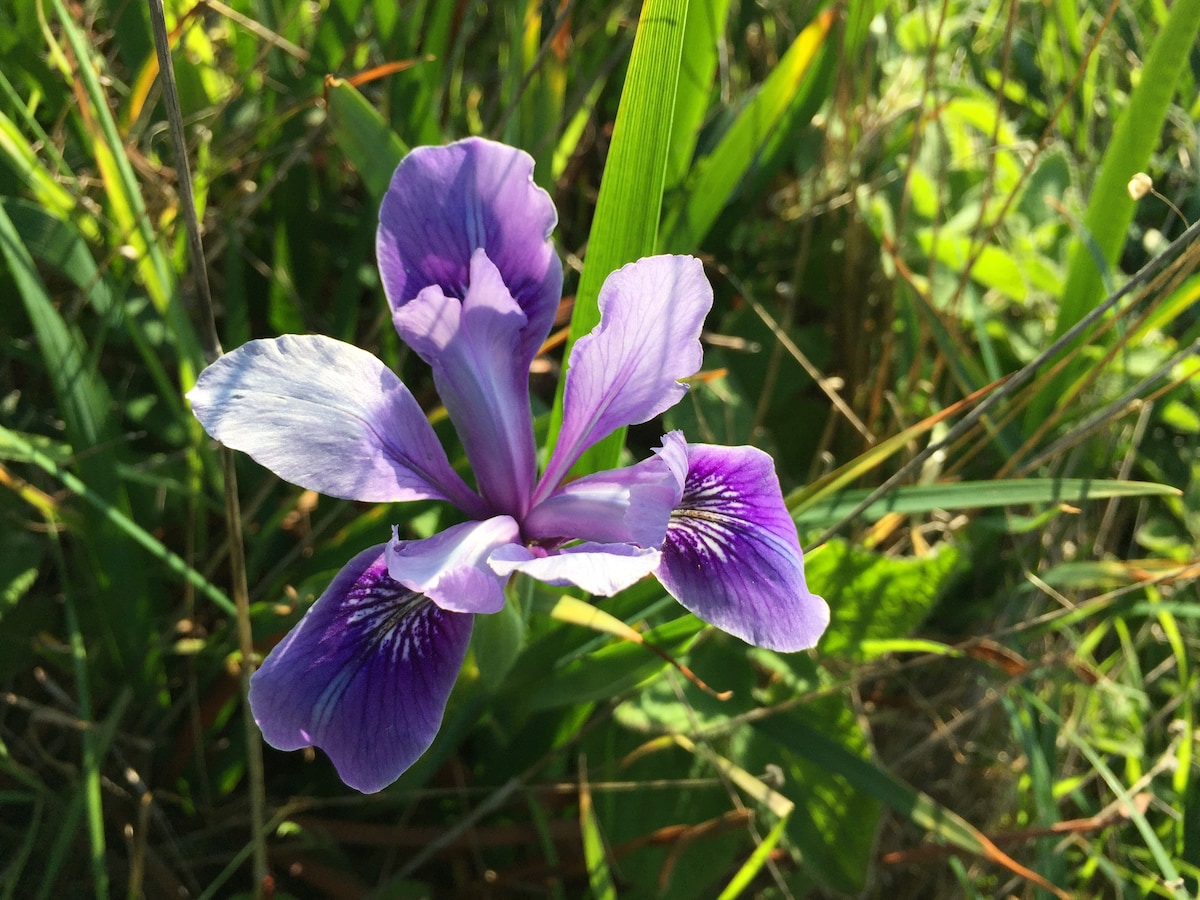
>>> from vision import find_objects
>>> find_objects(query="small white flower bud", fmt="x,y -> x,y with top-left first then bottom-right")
1127,172 -> 1153,200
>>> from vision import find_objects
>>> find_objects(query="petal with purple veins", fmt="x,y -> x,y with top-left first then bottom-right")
538,256 -> 712,499
489,542 -> 661,596
249,545 -> 472,793
377,137 -> 562,363
187,335 -> 486,516
656,444 -> 829,651
394,251 -> 537,517
385,516 -> 521,615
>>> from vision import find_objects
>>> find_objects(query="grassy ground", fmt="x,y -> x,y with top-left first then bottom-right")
1,0 -> 1198,897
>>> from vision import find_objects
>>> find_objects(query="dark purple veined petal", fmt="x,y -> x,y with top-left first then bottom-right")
489,541 -> 662,596
394,251 -> 537,517
377,137 -> 562,364
523,446 -> 680,549
249,545 -> 473,793
656,444 -> 829,651
536,256 -> 712,501
385,516 -> 521,615
187,335 -> 487,517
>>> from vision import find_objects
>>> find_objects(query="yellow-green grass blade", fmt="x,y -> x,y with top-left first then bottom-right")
660,8 -> 833,253
546,0 -> 691,476
794,478 -> 1180,528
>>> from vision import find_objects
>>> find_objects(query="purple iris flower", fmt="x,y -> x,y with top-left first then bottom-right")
188,138 -> 829,793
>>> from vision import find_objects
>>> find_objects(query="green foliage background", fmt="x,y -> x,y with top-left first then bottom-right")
1,0 -> 1198,897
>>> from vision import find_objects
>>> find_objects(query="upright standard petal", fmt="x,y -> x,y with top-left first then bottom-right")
188,335 -> 486,516
537,256 -> 713,500
656,444 -> 829,652
394,251 -> 537,517
250,546 -> 473,793
377,137 -> 562,363
385,516 -> 521,615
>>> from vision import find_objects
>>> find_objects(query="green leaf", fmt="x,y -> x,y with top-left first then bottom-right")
325,76 -> 409,202
547,0 -> 690,476
806,540 -> 964,660
715,812 -> 790,900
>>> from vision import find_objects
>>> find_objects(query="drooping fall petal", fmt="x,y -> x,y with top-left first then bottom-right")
187,335 -> 486,516
656,444 -> 829,651
249,546 -> 473,793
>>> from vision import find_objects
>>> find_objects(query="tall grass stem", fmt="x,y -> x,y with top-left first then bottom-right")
146,2 -> 267,894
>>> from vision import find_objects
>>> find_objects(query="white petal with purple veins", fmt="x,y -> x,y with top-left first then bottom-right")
249,546 -> 472,793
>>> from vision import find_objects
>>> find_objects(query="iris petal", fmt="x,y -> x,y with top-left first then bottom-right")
538,256 -> 712,499
385,516 -> 521,614
523,442 -> 681,547
394,251 -> 537,517
377,137 -> 561,364
249,546 -> 473,793
656,444 -> 829,651
187,335 -> 486,516
489,542 -> 661,596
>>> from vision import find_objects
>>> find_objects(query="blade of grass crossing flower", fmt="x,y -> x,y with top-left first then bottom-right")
755,714 -> 1073,899
548,0 -> 690,476
715,813 -> 790,900
659,9 -> 834,252
325,77 -> 409,203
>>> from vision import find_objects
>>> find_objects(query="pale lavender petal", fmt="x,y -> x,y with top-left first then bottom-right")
489,542 -> 661,596
377,137 -> 562,363
656,444 -> 829,651
393,251 -> 536,517
249,545 -> 472,793
385,516 -> 520,614
537,256 -> 713,499
187,335 -> 485,516
523,432 -> 688,547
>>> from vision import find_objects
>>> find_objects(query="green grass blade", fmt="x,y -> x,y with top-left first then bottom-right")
546,0 -> 690,476
326,77 -> 409,202
664,0 -> 732,192
715,813 -> 790,900
660,9 -> 834,252
793,478 -> 1180,527
1052,0 -> 1200,339
579,766 -> 616,900
0,425 -> 235,616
